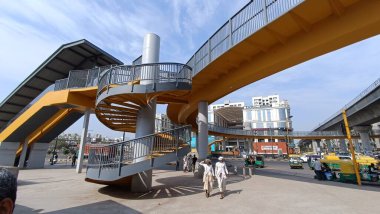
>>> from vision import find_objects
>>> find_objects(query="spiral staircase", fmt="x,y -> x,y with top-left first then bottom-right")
84,62 -> 193,186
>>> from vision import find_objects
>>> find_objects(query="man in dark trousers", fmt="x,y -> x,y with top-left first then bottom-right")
192,155 -> 198,173
71,153 -> 77,167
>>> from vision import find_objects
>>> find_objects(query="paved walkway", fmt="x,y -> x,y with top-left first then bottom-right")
15,164 -> 380,214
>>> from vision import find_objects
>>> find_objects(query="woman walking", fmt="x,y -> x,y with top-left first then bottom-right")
215,156 -> 228,199
199,159 -> 214,198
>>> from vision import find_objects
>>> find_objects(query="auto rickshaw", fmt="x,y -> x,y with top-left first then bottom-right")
254,155 -> 265,168
322,153 -> 341,171
289,155 -> 303,169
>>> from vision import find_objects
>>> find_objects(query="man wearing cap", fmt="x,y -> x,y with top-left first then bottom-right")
215,156 -> 228,199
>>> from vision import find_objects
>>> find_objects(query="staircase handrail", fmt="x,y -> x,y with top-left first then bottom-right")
208,124 -> 349,138
87,125 -> 191,170
54,65 -> 116,91
96,62 -> 192,97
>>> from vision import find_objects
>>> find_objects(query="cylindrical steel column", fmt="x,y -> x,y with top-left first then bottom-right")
131,33 -> 160,192
135,33 -> 160,161
76,110 -> 90,173
198,101 -> 208,159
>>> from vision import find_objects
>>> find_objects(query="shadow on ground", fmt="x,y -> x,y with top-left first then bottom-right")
98,174 -> 245,200
255,168 -> 380,192
15,200 -> 141,214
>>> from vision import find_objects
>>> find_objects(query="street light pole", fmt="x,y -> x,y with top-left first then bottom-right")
286,115 -> 293,157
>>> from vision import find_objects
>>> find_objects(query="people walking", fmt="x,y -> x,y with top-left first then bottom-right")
187,155 -> 193,172
183,155 -> 188,172
192,155 -> 198,173
71,154 -> 77,167
215,156 -> 228,199
313,158 -> 323,180
199,159 -> 214,198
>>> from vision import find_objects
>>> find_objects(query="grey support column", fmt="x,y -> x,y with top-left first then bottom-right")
337,129 -> 348,153
18,140 -> 28,168
0,142 -> 19,166
312,140 -> 318,154
27,143 -> 49,168
353,126 -> 372,154
132,33 -> 160,192
198,101 -> 208,159
325,139 -> 333,153
76,110 -> 90,173
222,138 -> 226,151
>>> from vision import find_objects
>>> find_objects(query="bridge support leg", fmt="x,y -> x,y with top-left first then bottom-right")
18,140 -> 28,168
222,138 -> 226,151
198,101 -> 208,159
325,139 -> 333,153
0,142 -> 19,166
353,126 -> 372,155
131,33 -> 160,192
27,143 -> 49,168
76,109 -> 90,173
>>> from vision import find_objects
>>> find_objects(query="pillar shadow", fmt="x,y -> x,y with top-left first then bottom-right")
15,200 -> 141,214
98,173 -> 247,200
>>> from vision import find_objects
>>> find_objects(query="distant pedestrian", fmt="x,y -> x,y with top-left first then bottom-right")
199,159 -> 214,198
187,155 -> 192,172
313,158 -> 323,180
192,155 -> 198,172
215,156 -> 228,199
71,154 -> 77,167
183,155 -> 188,172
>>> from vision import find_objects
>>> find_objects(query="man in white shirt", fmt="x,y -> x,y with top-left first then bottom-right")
199,159 -> 214,198
215,156 -> 228,199
313,158 -> 323,180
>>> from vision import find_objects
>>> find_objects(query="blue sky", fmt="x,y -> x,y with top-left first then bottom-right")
1,0 -> 379,139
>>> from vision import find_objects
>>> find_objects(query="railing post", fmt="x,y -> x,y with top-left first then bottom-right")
66,72 -> 71,89
208,39 -> 211,63
85,69 -> 90,87
107,70 -> 112,93
229,18 -> 233,47
263,0 -> 268,23
118,144 -> 124,176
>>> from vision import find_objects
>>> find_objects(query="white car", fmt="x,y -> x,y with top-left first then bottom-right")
300,155 -> 308,163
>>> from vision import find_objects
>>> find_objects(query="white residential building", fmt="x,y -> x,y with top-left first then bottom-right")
208,100 -> 245,123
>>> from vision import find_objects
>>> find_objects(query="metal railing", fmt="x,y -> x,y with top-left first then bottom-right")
54,65 -> 116,91
97,63 -> 192,97
87,126 -> 191,170
208,124 -> 344,138
315,77 -> 380,130
187,0 -> 304,76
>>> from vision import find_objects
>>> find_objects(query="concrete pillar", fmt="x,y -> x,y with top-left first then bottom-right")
325,139 -> 333,153
132,33 -> 160,192
76,110 -> 90,173
0,142 -> 19,166
198,101 -> 208,159
353,126 -> 372,154
18,140 -> 28,168
27,143 -> 49,168
222,138 -> 226,151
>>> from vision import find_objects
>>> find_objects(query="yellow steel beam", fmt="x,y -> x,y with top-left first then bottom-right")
0,88 -> 96,142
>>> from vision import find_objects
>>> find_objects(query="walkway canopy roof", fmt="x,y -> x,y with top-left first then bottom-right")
0,39 -> 123,130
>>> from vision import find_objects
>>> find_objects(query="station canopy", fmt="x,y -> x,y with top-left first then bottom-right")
0,39 -> 123,130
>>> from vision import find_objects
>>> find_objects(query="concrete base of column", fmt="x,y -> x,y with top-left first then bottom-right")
131,169 -> 152,192
27,143 -> 49,169
0,142 -> 19,166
